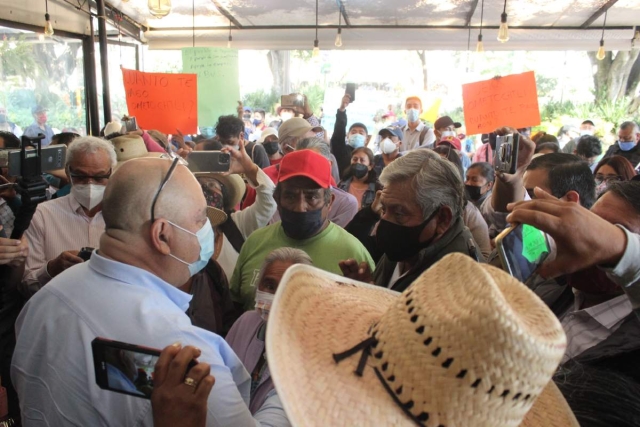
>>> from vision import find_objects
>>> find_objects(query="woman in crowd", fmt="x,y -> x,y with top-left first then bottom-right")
338,147 -> 382,211
225,247 -> 312,414
593,155 -> 637,196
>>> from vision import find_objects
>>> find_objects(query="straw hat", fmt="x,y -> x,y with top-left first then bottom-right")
193,172 -> 245,212
205,206 -> 227,227
111,134 -> 163,165
267,253 -> 577,427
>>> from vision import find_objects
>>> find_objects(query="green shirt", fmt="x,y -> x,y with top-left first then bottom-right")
230,222 -> 375,311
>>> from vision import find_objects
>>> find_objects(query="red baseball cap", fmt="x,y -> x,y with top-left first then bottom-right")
277,150 -> 332,189
437,136 -> 462,151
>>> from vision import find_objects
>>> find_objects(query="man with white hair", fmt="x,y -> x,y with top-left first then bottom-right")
341,149 -> 483,291
20,136 -> 117,297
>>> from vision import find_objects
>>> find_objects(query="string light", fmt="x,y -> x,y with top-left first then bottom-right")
44,0 -> 54,37
476,0 -> 485,53
631,26 -> 640,49
148,0 -> 171,18
596,10 -> 608,61
312,0 -> 320,57
227,20 -> 232,48
497,0 -> 509,42
335,8 -> 343,47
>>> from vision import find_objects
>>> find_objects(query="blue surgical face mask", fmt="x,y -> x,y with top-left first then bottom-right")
618,141 -> 636,151
406,108 -> 420,123
167,219 -> 215,276
348,133 -> 366,148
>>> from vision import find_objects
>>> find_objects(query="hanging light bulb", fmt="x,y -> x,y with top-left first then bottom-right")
227,20 -> 232,48
312,39 -> 320,57
476,34 -> 484,53
38,33 -> 45,41
335,28 -> 342,47
596,39 -> 605,60
497,0 -> 509,43
44,13 -> 54,36
148,0 -> 171,18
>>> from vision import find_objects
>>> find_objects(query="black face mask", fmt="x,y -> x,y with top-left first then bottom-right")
351,163 -> 369,179
280,206 -> 325,240
376,208 -> 440,262
263,141 -> 280,156
465,184 -> 484,201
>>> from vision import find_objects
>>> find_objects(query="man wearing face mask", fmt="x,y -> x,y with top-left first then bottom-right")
252,109 -> 267,132
12,157 -> 290,426
603,121 -> 640,168
329,94 -> 370,180
563,120 -> 596,154
215,115 -> 270,169
372,127 -> 403,177
401,96 -> 435,151
20,136 -> 116,298
340,149 -> 483,291
433,115 -> 461,142
226,247 -> 313,414
258,127 -> 282,166
230,149 -> 374,311
0,106 -> 22,138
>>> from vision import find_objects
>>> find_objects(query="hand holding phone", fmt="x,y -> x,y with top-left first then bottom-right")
186,151 -> 231,173
494,134 -> 520,174
345,83 -> 357,103
495,223 -> 550,284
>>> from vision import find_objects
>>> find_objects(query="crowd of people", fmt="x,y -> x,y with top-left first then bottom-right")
0,92 -> 639,427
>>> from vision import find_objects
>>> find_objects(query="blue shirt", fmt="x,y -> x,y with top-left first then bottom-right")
23,123 -> 55,146
11,252 -> 288,426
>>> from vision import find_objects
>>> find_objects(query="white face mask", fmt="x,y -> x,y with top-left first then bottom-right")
381,138 -> 397,154
580,130 -> 593,136
440,130 -> 457,139
71,184 -> 106,210
255,290 -> 275,321
406,108 -> 420,123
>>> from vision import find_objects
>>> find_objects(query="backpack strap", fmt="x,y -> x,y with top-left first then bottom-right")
419,126 -> 430,147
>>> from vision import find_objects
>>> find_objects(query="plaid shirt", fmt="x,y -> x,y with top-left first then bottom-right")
561,293 -> 632,363
0,198 -> 15,237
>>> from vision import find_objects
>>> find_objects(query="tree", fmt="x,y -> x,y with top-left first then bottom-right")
588,49 -> 640,113
416,50 -> 428,91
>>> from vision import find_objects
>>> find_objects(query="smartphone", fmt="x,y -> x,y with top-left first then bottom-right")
186,151 -> 231,173
92,338 -> 196,399
121,117 -> 138,133
494,134 -> 520,174
345,83 -> 357,102
280,94 -> 304,109
78,247 -> 95,261
495,224 -> 550,284
0,144 -> 66,177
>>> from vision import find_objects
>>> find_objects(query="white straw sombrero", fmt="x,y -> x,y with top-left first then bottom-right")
266,253 -> 578,427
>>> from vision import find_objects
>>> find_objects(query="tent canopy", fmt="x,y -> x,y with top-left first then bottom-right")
1,0 -> 638,50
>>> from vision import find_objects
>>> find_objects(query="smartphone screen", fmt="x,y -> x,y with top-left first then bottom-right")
92,338 -> 161,399
498,224 -> 550,283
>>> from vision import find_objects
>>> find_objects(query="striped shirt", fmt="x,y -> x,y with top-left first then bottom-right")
21,194 -> 104,297
561,293 -> 632,363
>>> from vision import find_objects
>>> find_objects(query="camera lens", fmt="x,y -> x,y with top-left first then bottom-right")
220,155 -> 230,164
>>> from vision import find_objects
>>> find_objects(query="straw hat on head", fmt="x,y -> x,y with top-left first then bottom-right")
267,253 -> 578,427
193,172 -> 245,212
112,134 -> 163,166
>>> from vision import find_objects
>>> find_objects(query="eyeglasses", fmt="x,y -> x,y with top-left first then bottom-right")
69,168 -> 112,185
150,157 -> 180,223
595,174 -> 622,184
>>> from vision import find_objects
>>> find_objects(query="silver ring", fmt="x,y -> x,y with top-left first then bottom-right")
184,377 -> 197,388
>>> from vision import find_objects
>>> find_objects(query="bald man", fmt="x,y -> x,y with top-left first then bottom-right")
11,158 -> 289,426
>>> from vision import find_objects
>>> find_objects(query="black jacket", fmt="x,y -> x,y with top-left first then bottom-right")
373,217 -> 485,293
604,143 -> 640,169
330,109 -> 353,180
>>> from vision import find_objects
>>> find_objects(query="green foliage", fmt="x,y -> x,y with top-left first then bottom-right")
535,75 -> 558,98
293,83 -> 325,116
0,35 -> 38,80
595,98 -> 632,133
242,88 -> 280,114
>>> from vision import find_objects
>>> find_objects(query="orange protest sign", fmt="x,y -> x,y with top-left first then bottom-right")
462,71 -> 540,135
122,68 -> 197,135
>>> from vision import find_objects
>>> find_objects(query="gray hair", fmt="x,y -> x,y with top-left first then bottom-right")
620,121 -> 639,133
65,136 -> 117,171
257,247 -> 313,284
296,137 -> 331,161
379,149 -> 464,219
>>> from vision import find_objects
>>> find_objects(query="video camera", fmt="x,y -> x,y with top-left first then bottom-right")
0,134 -> 66,239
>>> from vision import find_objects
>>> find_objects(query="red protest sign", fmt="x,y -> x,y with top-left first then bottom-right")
122,68 -> 197,135
462,71 -> 540,135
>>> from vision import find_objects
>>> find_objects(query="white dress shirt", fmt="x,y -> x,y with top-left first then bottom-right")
21,194 -> 104,297
11,252 -> 288,426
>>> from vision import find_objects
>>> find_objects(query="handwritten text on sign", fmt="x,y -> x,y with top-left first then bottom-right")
122,68 -> 197,135
182,48 -> 240,128
462,71 -> 540,135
